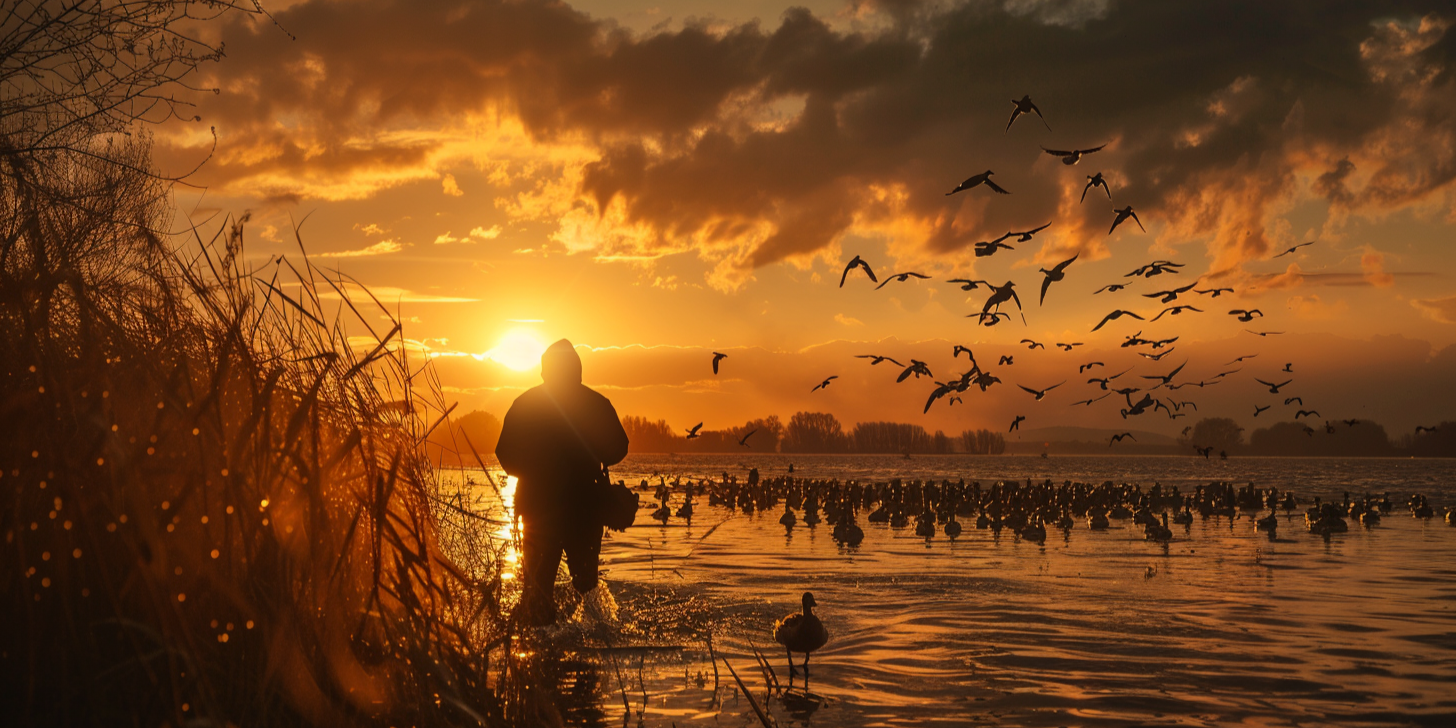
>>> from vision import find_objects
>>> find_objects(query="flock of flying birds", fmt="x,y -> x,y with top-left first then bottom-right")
688,95 -> 1433,450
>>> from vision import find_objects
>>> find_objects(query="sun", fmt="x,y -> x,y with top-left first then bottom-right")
487,329 -> 547,371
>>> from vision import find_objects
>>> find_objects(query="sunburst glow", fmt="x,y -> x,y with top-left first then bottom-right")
487,329 -> 546,371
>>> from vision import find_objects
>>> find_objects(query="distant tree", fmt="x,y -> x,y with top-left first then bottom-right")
428,410 -> 502,465
850,421 -> 932,453
932,430 -> 952,454
1180,417 -> 1245,453
958,428 -> 1006,455
1249,420 -> 1394,456
782,411 -> 849,453
621,415 -> 679,453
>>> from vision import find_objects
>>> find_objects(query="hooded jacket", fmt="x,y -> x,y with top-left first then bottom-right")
495,339 -> 630,522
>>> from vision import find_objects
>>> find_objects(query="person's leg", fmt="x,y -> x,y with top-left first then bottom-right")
562,526 -> 604,595
518,520 -> 566,625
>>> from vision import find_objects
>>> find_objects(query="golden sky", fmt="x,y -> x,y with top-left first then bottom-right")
161,0 -> 1456,436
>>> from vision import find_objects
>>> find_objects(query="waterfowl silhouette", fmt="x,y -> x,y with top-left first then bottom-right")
1415,425 -> 1439,434
1007,94 -> 1051,132
1282,362 -> 1294,373
686,422 -> 704,439
1254,404 -> 1271,417
1139,349 -> 1176,361
1244,329 -> 1284,337
810,376 -> 838,392
1079,361 -> 1104,373
1229,309 -> 1263,322
1272,241 -> 1314,258
1007,222 -> 1052,242
1039,254 -> 1078,305
1109,206 -> 1144,235
972,311 -> 1012,326
1283,396 -> 1302,406
1018,382 -> 1064,401
774,592 -> 830,678
952,345 -> 976,361
1144,281 -> 1198,304
1094,283 -> 1127,294
981,281 -> 1023,315
1226,354 -> 1257,364
999,354 -> 1014,365
896,359 -> 933,382
1109,432 -> 1136,446
1151,305 -> 1202,321
1091,309 -> 1145,331
1126,260 -> 1183,278
1020,339 -> 1045,350
738,428 -> 758,447
947,170 -> 1009,195
1082,172 -> 1111,202
1056,342 -> 1082,351
974,239 -> 1016,258
840,255 -> 877,287
855,354 -> 903,367
1071,393 -> 1111,406
1255,378 -> 1292,394
1042,143 -> 1106,165
1196,287 -> 1234,297
1009,415 -> 1026,432
1294,410 -> 1320,419
711,351 -> 728,374
948,278 -> 993,291
875,271 -> 931,290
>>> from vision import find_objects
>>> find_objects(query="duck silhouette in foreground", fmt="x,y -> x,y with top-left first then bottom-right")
775,592 -> 830,678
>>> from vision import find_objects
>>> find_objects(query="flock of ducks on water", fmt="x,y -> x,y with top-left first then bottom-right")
641,472 -> 1456,548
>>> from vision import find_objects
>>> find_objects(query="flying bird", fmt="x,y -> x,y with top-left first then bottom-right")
971,311 -> 1012,327
1109,432 -> 1136,445
1149,336 -> 1180,349
1127,260 -> 1183,278
1006,222 -> 1052,242
1109,205 -> 1145,235
924,381 -> 958,413
855,354 -> 903,367
1007,94 -> 1051,132
974,239 -> 1016,258
1009,415 -> 1026,432
1226,354 -> 1258,364
1018,381 -> 1065,401
947,170 -> 1009,196
1095,283 -> 1127,294
1254,404 -> 1271,417
811,376 -> 839,392
1082,172 -> 1111,202
1142,361 -> 1187,388
1079,361 -> 1104,373
1212,369 -> 1240,379
686,422 -> 704,439
1282,362 -> 1294,373
981,281 -> 1023,315
952,345 -> 976,362
1139,349 -> 1176,361
738,429 -> 758,447
1056,342 -> 1082,351
1415,425 -> 1439,433
1038,254 -> 1079,305
1272,241 -> 1315,259
896,359 -> 933,383
1087,368 -> 1131,389
1255,378 -> 1293,394
840,255 -> 877,287
1092,309 -> 1145,331
1072,393 -> 1111,406
999,354 -> 1014,365
1343,419 -> 1360,427
875,272 -> 931,290
1020,339 -> 1045,350
1284,396 -> 1303,406
1229,309 -> 1263,322
1196,287 -> 1234,298
1244,329 -> 1284,337
1042,143 -> 1106,165
1295,410 -> 1320,419
1143,281 -> 1198,304
712,351 -> 728,374
1151,305 -> 1203,321
948,278 -> 993,291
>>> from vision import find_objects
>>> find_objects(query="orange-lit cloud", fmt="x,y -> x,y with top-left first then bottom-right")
159,1 -> 1456,289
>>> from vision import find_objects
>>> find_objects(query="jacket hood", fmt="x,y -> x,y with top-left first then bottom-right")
540,339 -> 582,386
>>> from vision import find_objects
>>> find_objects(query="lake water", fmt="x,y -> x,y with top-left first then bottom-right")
440,455 -> 1456,727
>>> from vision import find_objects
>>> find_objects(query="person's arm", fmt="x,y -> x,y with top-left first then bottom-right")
595,397 -> 630,467
494,402 -> 524,476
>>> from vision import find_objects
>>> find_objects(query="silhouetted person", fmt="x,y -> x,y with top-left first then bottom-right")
496,339 -> 629,626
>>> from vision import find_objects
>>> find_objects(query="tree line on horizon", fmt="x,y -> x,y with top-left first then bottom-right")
429,410 -> 1456,461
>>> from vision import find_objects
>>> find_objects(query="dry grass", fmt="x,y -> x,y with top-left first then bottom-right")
0,139 -> 527,725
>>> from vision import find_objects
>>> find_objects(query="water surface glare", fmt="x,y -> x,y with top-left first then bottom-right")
446,455 -> 1456,727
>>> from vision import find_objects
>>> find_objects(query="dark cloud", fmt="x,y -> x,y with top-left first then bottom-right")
176,0 -> 1456,278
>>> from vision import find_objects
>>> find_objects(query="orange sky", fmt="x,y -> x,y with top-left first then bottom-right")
160,0 -> 1456,437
